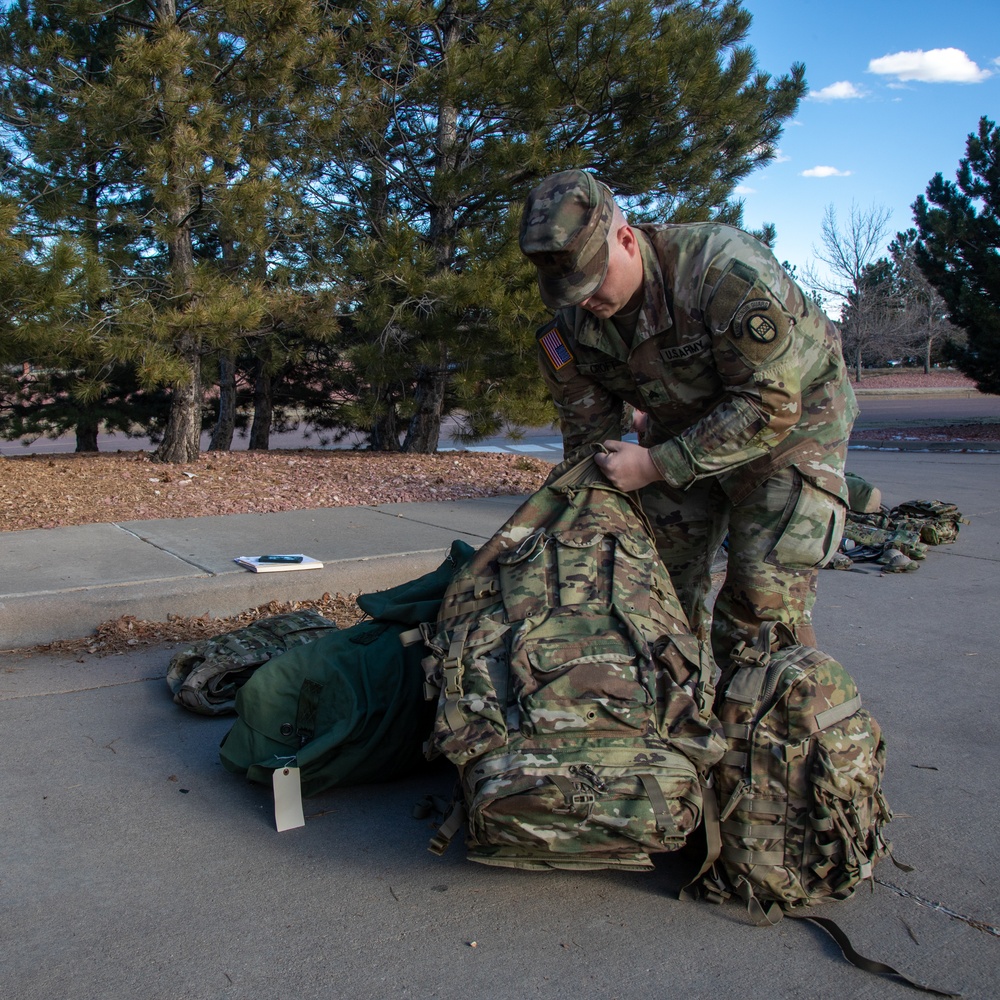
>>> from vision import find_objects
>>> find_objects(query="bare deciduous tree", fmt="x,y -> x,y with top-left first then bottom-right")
890,230 -> 965,374
806,202 -> 897,380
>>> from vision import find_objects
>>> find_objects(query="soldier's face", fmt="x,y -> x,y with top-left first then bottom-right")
578,225 -> 644,318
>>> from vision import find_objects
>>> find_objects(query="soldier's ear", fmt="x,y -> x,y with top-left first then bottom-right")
618,224 -> 639,256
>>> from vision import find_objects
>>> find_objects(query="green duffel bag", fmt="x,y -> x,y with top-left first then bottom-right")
219,540 -> 474,796
167,610 -> 340,716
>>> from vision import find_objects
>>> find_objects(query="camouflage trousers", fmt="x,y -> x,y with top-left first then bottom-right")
640,466 -> 845,678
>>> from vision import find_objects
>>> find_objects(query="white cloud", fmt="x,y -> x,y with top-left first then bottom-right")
801,166 -> 852,178
773,150 -> 791,164
868,48 -> 991,83
808,81 -> 865,101
734,185 -> 756,196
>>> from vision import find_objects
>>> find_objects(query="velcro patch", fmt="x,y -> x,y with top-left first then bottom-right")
705,260 -> 759,334
537,320 -> 574,370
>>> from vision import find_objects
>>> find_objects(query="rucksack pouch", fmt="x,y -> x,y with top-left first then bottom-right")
462,737 -> 703,870
425,604 -> 715,766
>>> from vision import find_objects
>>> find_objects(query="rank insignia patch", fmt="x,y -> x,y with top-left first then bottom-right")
537,320 -> 574,370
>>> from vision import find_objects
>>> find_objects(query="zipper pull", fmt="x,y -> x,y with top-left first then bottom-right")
571,763 -> 608,792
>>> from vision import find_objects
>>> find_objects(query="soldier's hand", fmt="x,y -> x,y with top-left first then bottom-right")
594,440 -> 662,492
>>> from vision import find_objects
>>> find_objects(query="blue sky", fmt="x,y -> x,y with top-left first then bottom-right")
737,0 -> 998,295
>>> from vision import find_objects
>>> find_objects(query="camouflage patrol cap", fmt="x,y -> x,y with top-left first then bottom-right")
519,169 -> 614,309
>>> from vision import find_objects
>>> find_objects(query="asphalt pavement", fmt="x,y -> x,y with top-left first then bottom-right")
1,446 -> 998,999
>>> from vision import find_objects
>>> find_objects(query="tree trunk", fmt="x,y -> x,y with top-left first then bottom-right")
209,353 -> 237,451
155,343 -> 202,463
75,410 -> 100,452
248,354 -> 272,450
854,345 -> 862,383
402,22 -> 460,457
369,405 -> 401,451
403,368 -> 447,453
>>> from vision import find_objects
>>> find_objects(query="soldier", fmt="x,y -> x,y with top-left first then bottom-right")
519,168 -> 857,675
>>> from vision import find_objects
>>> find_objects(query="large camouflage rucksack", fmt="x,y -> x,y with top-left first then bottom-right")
167,610 -> 339,715
420,454 -> 725,871
693,622 -> 893,922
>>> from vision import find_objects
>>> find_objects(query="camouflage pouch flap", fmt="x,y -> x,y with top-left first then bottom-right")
425,613 -> 510,765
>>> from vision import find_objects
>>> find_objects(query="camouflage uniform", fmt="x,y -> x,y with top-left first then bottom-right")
520,170 -> 857,672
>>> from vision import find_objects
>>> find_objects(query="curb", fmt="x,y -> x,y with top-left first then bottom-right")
0,549 -> 450,651
848,439 -> 1000,453
851,387 -> 981,397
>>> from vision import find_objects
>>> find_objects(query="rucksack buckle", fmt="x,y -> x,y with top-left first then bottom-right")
775,739 -> 809,762
731,642 -> 766,667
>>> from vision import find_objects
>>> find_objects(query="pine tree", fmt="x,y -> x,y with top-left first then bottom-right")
913,116 -> 1000,394
320,0 -> 805,452
97,0 -> 325,462
0,0 -> 157,450
2,0 -> 343,461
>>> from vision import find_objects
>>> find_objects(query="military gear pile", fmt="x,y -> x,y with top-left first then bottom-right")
421,455 -> 725,870
166,610 -> 339,716
825,474 -> 968,573
889,500 -> 968,546
695,622 -> 893,923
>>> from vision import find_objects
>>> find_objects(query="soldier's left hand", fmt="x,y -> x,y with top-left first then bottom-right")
594,440 -> 662,492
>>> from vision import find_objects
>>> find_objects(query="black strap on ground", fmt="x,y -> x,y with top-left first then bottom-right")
789,913 -> 961,997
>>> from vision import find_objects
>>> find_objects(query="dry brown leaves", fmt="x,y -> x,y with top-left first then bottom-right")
0,449 -> 550,533
31,592 -> 368,658
848,371 -> 977,389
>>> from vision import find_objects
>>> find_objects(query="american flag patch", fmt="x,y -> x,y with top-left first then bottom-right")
537,321 -> 574,370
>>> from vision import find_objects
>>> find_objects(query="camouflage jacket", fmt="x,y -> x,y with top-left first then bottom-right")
537,224 -> 858,504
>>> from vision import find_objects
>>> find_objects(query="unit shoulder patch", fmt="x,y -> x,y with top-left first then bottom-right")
725,290 -> 791,365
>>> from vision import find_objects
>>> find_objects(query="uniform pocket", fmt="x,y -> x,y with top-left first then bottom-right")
769,475 -> 845,570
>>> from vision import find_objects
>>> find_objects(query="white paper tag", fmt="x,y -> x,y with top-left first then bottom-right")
273,766 -> 305,832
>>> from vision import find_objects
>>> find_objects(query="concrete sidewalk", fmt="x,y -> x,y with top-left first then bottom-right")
0,494 -> 527,650
0,448 -> 997,999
